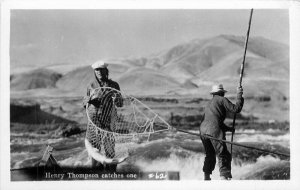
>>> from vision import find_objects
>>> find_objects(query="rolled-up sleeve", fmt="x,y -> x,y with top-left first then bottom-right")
82,85 -> 91,108
112,82 -> 123,107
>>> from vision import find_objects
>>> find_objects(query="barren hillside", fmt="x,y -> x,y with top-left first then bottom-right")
10,69 -> 62,90
11,35 -> 289,99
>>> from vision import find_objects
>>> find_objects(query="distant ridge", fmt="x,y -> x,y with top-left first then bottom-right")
10,69 -> 62,90
11,35 -> 289,98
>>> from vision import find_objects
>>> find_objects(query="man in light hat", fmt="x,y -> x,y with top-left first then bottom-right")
83,60 -> 123,171
200,84 -> 243,180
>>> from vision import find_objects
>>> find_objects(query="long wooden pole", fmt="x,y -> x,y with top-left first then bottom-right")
174,128 -> 290,158
230,9 -> 254,155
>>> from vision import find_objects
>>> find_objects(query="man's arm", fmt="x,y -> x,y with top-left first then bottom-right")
82,85 -> 92,108
221,123 -> 235,133
222,87 -> 244,114
112,82 -> 123,107
83,84 -> 102,108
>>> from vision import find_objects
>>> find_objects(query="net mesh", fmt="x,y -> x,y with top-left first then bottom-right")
85,87 -> 171,160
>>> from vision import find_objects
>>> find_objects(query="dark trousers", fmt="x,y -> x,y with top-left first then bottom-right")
91,158 -> 117,172
200,135 -> 232,178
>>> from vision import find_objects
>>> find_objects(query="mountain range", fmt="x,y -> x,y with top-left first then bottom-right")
10,35 -> 289,99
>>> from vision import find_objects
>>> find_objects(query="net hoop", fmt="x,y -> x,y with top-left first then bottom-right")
85,87 -> 171,164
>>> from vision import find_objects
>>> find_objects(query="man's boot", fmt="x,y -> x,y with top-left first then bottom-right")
204,173 -> 211,180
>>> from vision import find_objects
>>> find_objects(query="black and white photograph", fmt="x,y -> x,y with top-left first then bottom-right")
1,0 -> 300,189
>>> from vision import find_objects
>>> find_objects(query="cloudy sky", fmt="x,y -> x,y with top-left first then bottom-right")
10,9 -> 289,71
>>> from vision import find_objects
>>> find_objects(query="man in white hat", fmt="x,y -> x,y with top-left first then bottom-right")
200,84 -> 243,180
83,60 -> 123,171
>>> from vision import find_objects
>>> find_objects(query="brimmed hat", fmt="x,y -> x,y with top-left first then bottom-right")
210,84 -> 227,94
91,60 -> 108,69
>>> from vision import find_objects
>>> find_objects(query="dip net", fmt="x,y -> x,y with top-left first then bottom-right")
85,87 -> 171,162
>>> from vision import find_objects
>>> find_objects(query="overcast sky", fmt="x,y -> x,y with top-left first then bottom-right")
10,9 -> 289,68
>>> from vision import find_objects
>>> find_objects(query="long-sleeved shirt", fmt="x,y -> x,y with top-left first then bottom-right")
200,93 -> 244,139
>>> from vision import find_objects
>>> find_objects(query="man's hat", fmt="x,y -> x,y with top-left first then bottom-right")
210,84 -> 227,94
91,60 -> 108,69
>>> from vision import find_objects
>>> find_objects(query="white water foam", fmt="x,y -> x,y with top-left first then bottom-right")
135,151 -> 287,180
59,149 -> 90,167
232,155 -> 287,179
235,133 -> 290,147
11,136 -> 65,145
135,152 -> 204,180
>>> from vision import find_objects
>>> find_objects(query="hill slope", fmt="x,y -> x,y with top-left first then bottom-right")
56,35 -> 289,97
11,35 -> 289,98
10,69 -> 62,90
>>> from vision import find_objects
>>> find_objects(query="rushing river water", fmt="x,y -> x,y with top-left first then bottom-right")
11,128 -> 290,180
